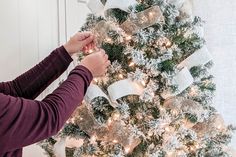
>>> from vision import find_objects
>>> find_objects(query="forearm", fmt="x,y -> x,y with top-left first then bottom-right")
0,46 -> 73,99
0,65 -> 93,153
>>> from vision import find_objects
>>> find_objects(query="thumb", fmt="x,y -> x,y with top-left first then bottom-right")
81,35 -> 94,47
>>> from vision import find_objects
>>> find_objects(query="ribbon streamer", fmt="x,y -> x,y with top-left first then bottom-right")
121,5 -> 164,34
162,67 -> 194,99
87,0 -> 138,16
53,138 -> 66,157
107,79 -> 144,102
85,79 -> 144,107
177,46 -> 212,70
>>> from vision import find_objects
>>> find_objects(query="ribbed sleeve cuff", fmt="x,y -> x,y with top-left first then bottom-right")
76,65 -> 93,82
57,46 -> 73,66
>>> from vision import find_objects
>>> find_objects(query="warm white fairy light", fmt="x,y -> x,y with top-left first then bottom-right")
141,80 -> 146,86
113,112 -> 120,121
125,35 -> 132,41
171,109 -> 179,116
165,126 -> 171,132
93,78 -> 98,83
149,12 -> 154,17
88,49 -> 94,54
148,132 -> 153,136
189,86 -> 198,96
125,147 -> 131,154
105,37 -> 112,42
137,113 -> 143,120
129,62 -> 135,67
90,135 -> 97,144
113,139 -> 118,143
119,74 -> 123,79
151,92 -> 155,97
107,118 -> 112,126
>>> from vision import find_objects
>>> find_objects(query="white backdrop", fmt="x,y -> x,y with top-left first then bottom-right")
0,0 -> 235,156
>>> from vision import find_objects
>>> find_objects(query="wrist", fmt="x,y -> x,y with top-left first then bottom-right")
63,43 -> 74,56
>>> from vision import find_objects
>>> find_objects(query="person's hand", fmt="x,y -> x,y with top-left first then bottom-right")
64,32 -> 95,56
80,49 -> 110,77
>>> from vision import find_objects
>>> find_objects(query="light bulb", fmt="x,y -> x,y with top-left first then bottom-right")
125,35 -> 132,41
141,81 -> 146,86
113,139 -> 118,143
106,38 -> 112,42
93,78 -> 98,83
125,147 -> 130,154
119,74 -> 124,79
129,62 -> 135,67
165,126 -> 171,132
113,112 -> 120,120
88,49 -> 93,54
107,118 -> 112,126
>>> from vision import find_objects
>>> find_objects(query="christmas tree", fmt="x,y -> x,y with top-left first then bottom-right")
40,0 -> 235,156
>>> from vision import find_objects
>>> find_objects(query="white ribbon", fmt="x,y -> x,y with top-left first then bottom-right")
107,79 -> 144,102
177,46 -> 213,70
85,79 -> 144,107
53,138 -> 66,157
162,67 -> 194,99
87,0 -> 138,16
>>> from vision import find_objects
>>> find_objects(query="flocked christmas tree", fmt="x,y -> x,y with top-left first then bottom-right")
40,0 -> 235,156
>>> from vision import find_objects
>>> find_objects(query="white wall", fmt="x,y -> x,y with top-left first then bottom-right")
193,0 -> 236,147
0,0 -> 60,156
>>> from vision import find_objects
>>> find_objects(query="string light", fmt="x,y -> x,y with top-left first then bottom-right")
113,139 -> 118,143
149,12 -> 154,17
141,80 -> 146,86
129,62 -> 135,67
119,73 -> 123,79
165,126 -> 171,132
125,35 -> 132,41
125,147 -> 131,154
88,49 -> 94,54
105,37 -> 112,42
107,118 -> 112,126
151,92 -> 155,97
90,135 -> 97,144
189,87 -> 198,96
93,78 -> 98,83
113,112 -> 120,121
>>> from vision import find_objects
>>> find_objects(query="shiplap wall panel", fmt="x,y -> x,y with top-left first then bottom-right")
0,0 -> 21,81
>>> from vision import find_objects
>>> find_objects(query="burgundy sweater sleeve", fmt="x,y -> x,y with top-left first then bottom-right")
0,46 -> 73,99
0,65 -> 93,154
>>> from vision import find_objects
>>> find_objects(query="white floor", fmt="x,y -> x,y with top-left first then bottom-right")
22,0 -> 236,156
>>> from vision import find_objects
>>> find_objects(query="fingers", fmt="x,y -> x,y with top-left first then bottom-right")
81,35 -> 94,48
78,31 -> 93,40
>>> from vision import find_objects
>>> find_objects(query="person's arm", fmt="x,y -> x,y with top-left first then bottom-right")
0,46 -> 73,99
0,65 -> 93,154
